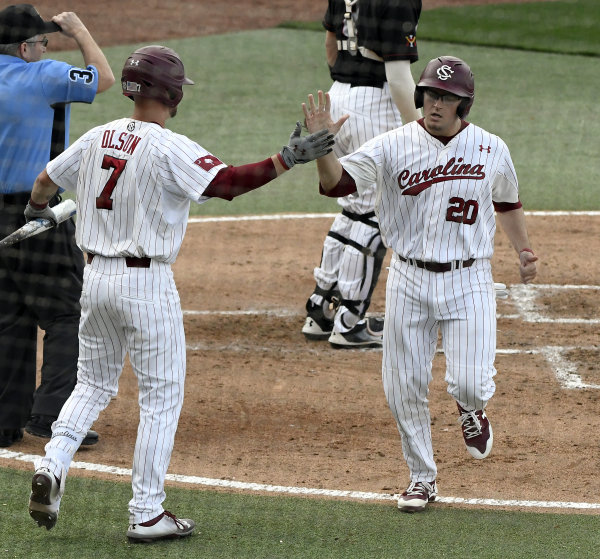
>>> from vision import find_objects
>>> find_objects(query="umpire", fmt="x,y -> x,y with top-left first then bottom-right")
0,4 -> 114,447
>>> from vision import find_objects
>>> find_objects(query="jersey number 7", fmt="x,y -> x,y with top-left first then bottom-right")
96,155 -> 127,210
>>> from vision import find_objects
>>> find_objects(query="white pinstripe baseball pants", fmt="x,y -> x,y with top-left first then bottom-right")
37,256 -> 187,524
382,255 -> 497,482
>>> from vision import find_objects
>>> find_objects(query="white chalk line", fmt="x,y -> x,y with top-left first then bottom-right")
188,213 -> 338,223
184,283 -> 600,388
2,449 -> 598,510
508,284 -> 600,324
187,211 -> 600,224
184,309 -> 298,317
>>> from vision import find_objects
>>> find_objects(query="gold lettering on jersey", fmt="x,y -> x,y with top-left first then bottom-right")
101,130 -> 142,155
398,157 -> 486,196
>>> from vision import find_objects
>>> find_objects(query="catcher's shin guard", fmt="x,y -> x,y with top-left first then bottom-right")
335,223 -> 386,330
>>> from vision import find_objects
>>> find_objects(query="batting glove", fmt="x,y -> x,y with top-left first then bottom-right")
24,199 -> 58,225
279,121 -> 334,169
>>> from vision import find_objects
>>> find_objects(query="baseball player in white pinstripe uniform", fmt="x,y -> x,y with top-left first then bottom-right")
303,56 -> 538,511
302,0 -> 422,348
25,45 -> 333,541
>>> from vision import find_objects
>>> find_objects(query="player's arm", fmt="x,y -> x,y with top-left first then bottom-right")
52,12 -> 115,93
495,205 -> 538,284
385,60 -> 421,124
203,123 -> 334,200
23,169 -> 61,223
203,157 -> 283,200
302,90 -> 354,195
30,169 -> 60,206
325,30 -> 338,68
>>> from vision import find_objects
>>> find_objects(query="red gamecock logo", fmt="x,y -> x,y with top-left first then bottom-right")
194,155 -> 223,171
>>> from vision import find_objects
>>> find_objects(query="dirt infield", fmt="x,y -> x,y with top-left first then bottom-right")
11,0 -> 597,513
18,214 -> 600,512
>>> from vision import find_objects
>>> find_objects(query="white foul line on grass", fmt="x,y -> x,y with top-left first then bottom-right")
186,211 -> 600,224
188,213 -> 339,223
2,449 -> 600,510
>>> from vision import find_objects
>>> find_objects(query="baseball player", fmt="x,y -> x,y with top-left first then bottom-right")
25,45 -> 333,542
303,56 -> 538,511
302,0 -> 422,348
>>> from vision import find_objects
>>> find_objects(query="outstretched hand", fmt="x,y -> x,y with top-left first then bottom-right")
278,122 -> 335,169
302,90 -> 349,135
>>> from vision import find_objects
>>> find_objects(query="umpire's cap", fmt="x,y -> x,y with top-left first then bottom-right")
0,4 -> 60,44
414,56 -> 475,118
121,45 -> 194,108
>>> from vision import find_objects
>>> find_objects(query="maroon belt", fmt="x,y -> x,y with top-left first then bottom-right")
86,253 -> 151,268
398,255 -> 475,273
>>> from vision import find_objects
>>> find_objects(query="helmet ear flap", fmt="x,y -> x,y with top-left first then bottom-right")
457,98 -> 472,118
414,87 -> 424,110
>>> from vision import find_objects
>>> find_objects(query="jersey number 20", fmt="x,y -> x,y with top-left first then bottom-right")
96,155 -> 127,210
446,197 -> 479,225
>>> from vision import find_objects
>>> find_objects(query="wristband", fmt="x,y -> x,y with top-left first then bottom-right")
28,198 -> 49,210
520,248 -> 534,255
276,151 -> 292,171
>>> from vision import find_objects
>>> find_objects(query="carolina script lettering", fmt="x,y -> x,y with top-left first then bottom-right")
398,157 -> 486,196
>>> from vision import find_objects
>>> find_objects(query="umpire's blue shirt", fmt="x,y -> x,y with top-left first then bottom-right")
0,55 -> 98,194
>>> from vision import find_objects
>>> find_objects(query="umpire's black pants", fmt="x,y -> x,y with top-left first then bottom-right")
0,192 -> 83,430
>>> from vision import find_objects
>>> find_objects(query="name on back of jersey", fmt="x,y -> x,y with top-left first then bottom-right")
101,129 -> 142,155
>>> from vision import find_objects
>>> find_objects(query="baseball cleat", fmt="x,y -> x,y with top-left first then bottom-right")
397,480 -> 437,512
29,467 -> 65,530
302,300 -> 334,340
127,511 -> 195,543
328,317 -> 383,349
457,403 -> 493,459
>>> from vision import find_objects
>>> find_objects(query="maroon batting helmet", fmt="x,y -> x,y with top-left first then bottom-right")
121,45 -> 194,108
414,56 -> 475,118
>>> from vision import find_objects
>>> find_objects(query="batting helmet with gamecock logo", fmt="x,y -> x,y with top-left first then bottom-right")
121,45 -> 194,108
414,56 -> 475,118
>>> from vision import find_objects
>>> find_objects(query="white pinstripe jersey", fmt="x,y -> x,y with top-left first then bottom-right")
46,118 -> 227,263
340,120 -> 519,261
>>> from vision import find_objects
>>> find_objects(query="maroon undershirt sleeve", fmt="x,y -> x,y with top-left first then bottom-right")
318,168 -> 358,198
203,158 -> 278,201
493,200 -> 523,212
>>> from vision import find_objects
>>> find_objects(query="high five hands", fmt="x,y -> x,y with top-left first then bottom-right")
302,90 -> 349,135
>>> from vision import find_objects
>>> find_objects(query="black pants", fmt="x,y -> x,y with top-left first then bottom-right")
0,192 -> 84,429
